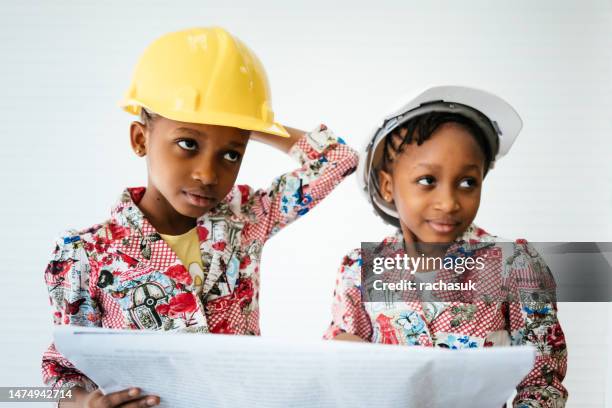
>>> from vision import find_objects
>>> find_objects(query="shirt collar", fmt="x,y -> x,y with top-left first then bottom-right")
389,223 -> 498,257
111,187 -> 148,234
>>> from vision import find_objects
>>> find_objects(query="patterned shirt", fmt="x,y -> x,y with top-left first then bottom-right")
42,126 -> 358,392
323,225 -> 568,408
159,227 -> 206,295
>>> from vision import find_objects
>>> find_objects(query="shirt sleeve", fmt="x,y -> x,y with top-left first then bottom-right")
504,240 -> 568,408
41,233 -> 100,393
323,248 -> 373,341
236,124 -> 359,243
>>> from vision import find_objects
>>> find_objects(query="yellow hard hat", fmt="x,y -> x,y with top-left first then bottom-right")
120,27 -> 289,138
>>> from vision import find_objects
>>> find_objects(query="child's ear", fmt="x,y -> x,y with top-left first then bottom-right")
378,169 -> 394,203
130,121 -> 147,157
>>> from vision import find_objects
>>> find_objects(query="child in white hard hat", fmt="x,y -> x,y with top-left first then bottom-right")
324,86 -> 567,407
42,27 -> 358,407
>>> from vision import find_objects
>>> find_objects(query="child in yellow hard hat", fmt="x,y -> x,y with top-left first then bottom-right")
42,27 -> 358,407
324,86 -> 567,407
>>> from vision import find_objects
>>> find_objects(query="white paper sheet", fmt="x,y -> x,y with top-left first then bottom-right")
54,327 -> 534,408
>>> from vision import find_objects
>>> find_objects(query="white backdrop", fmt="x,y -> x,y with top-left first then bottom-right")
0,1 -> 610,406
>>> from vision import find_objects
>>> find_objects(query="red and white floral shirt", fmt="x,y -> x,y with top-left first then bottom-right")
323,225 -> 568,408
42,126 -> 358,392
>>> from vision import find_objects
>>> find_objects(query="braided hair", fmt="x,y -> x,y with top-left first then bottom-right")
381,111 -> 494,176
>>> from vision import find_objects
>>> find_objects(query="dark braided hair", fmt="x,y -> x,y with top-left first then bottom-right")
381,111 -> 494,175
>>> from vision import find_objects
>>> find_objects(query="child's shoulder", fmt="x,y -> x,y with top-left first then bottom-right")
465,225 -> 545,260
470,227 -> 555,289
45,220 -> 115,282
333,247 -> 364,289
340,247 -> 363,267
337,230 -> 402,269
51,219 -> 115,252
467,225 -> 538,249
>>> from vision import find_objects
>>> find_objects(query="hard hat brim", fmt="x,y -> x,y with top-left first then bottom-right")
119,99 -> 290,138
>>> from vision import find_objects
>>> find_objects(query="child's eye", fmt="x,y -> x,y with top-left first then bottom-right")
417,176 -> 436,186
177,139 -> 198,151
223,151 -> 241,163
459,178 -> 477,188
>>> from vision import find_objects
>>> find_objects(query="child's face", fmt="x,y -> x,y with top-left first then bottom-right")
379,122 -> 485,243
132,116 -> 250,219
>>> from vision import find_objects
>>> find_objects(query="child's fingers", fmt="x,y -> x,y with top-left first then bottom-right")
89,388 -> 158,408
117,395 -> 160,408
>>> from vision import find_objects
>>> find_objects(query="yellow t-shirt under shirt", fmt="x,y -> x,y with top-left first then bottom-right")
160,227 -> 205,294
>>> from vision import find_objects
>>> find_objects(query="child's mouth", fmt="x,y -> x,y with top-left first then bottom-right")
183,191 -> 215,208
426,220 -> 460,234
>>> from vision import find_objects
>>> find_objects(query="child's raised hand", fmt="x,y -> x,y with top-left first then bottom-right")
249,126 -> 305,153
61,387 -> 160,408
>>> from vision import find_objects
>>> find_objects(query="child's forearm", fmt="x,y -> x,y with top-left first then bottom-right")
250,126 -> 305,153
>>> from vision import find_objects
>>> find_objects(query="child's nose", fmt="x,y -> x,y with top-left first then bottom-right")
435,188 -> 460,213
191,161 -> 218,185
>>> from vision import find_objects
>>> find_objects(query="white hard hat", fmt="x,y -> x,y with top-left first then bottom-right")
358,85 -> 523,227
